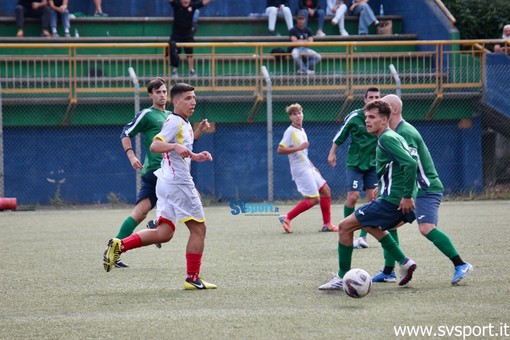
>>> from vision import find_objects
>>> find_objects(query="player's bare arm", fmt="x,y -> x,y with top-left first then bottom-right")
191,151 -> 213,162
328,143 -> 338,167
150,138 -> 192,158
193,119 -> 211,141
277,141 -> 309,155
121,137 -> 142,169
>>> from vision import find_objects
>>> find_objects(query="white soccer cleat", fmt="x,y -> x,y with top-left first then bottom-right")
319,273 -> 343,290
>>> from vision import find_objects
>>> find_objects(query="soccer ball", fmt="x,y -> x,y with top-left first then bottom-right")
342,268 -> 372,298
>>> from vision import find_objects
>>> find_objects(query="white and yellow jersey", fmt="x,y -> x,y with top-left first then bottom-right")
279,125 -> 313,179
154,113 -> 194,184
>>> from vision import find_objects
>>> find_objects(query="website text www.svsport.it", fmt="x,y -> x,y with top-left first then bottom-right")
394,323 -> 509,339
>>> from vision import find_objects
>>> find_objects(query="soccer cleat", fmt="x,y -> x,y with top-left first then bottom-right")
352,237 -> 368,249
278,215 -> 292,233
320,223 -> 338,232
353,236 -> 369,249
398,258 -> 417,286
104,249 -> 129,268
319,273 -> 343,290
146,219 -> 161,248
184,277 -> 217,290
372,270 -> 397,283
103,238 -> 122,272
113,258 -> 129,268
451,262 -> 473,285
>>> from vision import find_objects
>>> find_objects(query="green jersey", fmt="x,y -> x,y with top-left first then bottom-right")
332,109 -> 377,171
395,119 -> 444,196
120,106 -> 169,176
377,128 -> 418,206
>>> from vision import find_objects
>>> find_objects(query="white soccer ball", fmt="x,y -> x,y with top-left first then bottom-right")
342,268 -> 372,298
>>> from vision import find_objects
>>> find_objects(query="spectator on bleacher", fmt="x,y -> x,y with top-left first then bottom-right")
494,24 -> 510,54
48,0 -> 70,37
169,0 -> 214,78
348,0 -> 379,35
93,0 -> 107,16
327,0 -> 348,36
289,12 -> 321,75
15,0 -> 51,37
298,0 -> 326,37
266,0 -> 293,36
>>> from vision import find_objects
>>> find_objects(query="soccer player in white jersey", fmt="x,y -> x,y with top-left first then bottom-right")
103,83 -> 217,290
277,103 -> 338,233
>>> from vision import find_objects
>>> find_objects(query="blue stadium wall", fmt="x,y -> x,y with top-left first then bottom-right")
4,119 -> 483,205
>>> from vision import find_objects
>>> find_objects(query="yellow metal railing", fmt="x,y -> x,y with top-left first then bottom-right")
0,40 -> 498,102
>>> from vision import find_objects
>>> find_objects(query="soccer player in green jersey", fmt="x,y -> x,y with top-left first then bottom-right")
370,94 -> 473,285
319,99 -> 418,290
328,87 -> 380,248
109,78 -> 209,268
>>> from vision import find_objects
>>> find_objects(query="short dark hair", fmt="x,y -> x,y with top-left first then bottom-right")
170,82 -> 195,100
147,77 -> 167,94
364,87 -> 380,98
364,99 -> 391,118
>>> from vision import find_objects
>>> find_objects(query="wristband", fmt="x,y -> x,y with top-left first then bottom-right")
125,148 -> 133,154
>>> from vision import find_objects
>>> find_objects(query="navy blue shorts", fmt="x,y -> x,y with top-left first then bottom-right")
415,193 -> 442,225
136,170 -> 158,209
354,198 -> 416,231
346,167 -> 377,192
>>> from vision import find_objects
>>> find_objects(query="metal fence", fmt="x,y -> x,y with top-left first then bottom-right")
1,40 -> 509,206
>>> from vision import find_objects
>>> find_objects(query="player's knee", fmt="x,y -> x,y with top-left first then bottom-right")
419,223 -> 435,236
346,192 -> 359,206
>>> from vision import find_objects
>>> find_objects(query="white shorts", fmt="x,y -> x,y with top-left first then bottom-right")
293,168 -> 326,198
155,180 -> 205,224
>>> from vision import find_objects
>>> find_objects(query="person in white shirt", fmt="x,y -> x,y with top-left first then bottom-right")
277,103 -> 338,233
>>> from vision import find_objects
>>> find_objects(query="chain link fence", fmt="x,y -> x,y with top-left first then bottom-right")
1,42 -> 509,207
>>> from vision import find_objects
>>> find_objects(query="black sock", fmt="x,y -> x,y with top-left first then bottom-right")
451,255 -> 465,267
383,266 -> 394,275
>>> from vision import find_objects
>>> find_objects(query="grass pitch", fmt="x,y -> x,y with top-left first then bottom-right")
1,200 -> 509,339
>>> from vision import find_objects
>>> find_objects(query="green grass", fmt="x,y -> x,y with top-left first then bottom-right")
1,201 -> 509,339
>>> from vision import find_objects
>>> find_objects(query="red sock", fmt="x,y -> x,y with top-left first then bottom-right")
121,234 -> 142,252
320,196 -> 331,225
186,253 -> 202,282
287,199 -> 315,220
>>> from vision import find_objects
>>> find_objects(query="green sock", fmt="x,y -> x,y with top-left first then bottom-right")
344,205 -> 355,218
359,228 -> 367,238
379,233 -> 406,264
425,228 -> 459,259
115,216 -> 139,239
338,242 -> 354,278
384,230 -> 399,267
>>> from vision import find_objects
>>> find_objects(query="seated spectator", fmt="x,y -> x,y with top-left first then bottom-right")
298,0 -> 326,37
494,24 -> 510,54
266,0 -> 294,36
93,0 -> 107,16
15,0 -> 51,37
348,0 -> 379,35
327,0 -> 348,36
289,12 -> 321,75
48,0 -> 70,37
169,0 -> 214,78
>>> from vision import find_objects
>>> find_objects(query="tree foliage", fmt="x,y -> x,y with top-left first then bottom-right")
442,0 -> 510,39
